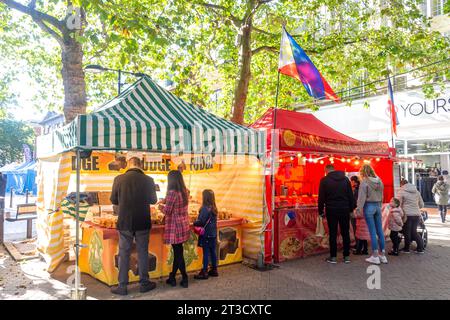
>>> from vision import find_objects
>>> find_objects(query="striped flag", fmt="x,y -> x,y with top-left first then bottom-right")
278,27 -> 340,102
387,78 -> 400,136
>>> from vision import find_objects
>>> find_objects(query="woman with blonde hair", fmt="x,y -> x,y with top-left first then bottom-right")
356,164 -> 387,265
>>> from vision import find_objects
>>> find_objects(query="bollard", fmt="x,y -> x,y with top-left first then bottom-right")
9,188 -> 14,208
25,190 -> 29,204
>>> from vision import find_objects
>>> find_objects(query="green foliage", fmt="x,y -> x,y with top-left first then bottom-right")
0,118 -> 35,167
0,0 -> 449,123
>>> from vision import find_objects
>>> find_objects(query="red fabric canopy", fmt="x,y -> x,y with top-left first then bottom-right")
251,108 -> 390,157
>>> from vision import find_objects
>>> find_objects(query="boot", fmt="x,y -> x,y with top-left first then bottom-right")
111,285 -> 128,296
208,267 -> 218,277
194,270 -> 209,280
166,272 -> 176,287
180,274 -> 189,288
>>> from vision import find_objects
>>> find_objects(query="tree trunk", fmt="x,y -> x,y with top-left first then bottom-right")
61,37 -> 87,123
231,21 -> 253,124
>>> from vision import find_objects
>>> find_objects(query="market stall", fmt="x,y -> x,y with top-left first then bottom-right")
35,76 -> 265,287
251,108 -> 395,263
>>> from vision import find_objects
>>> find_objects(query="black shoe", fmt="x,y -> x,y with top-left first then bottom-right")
180,276 -> 189,288
400,248 -> 410,254
326,257 -> 337,264
388,250 -> 399,256
208,268 -> 219,277
140,281 -> 156,293
361,250 -> 369,255
166,274 -> 176,287
352,250 -> 362,255
415,250 -> 425,254
111,286 -> 128,296
194,270 -> 209,280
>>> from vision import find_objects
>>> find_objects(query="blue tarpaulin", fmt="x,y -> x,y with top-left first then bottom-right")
0,161 -> 37,195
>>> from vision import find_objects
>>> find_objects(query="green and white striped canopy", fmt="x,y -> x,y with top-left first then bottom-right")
37,76 -> 264,158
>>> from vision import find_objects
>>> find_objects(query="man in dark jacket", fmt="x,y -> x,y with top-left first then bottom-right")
110,157 -> 158,295
318,164 -> 355,264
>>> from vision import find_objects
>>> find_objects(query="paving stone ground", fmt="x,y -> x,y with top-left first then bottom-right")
1,208 -> 449,300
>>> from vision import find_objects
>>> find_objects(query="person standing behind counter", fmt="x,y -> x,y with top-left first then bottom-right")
159,170 -> 190,288
110,157 -> 158,296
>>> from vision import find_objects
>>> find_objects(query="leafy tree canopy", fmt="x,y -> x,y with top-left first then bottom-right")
0,0 -> 449,124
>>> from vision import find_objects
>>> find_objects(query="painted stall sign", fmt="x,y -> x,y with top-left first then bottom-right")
71,152 -> 220,175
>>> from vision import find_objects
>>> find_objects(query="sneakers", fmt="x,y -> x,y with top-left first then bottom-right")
379,255 -> 388,264
344,256 -> 351,264
365,256 -> 381,265
111,286 -> 128,296
388,250 -> 399,256
415,250 -> 425,254
399,248 -> 410,254
140,281 -> 156,293
326,257 -> 337,264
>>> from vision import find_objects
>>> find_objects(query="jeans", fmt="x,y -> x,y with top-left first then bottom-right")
390,230 -> 401,252
438,205 -> 447,222
403,216 -> 424,251
171,243 -> 187,278
118,230 -> 150,287
201,237 -> 217,272
326,210 -> 351,258
363,202 -> 385,252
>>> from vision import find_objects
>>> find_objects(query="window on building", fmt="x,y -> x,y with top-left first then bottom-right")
431,0 -> 445,17
394,75 -> 407,91
420,0 -> 428,16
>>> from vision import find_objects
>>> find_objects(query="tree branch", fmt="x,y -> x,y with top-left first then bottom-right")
0,0 -> 65,32
197,2 -> 242,28
253,26 -> 277,37
251,45 -> 278,55
33,19 -> 64,46
245,0 -> 273,25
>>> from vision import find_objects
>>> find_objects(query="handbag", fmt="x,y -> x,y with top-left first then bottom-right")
315,216 -> 326,237
194,213 -> 212,236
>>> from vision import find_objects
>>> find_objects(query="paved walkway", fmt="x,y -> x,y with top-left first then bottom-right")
1,208 -> 449,300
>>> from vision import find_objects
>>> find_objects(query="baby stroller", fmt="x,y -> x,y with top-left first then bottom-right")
399,210 -> 428,249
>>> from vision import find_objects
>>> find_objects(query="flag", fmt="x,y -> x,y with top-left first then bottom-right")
387,78 -> 399,136
278,27 -> 340,102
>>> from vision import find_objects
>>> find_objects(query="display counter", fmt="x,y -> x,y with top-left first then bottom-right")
79,218 -> 243,286
274,204 -> 390,263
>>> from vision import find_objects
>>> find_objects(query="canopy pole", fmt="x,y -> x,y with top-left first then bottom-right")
269,71 -> 281,264
72,149 -> 86,300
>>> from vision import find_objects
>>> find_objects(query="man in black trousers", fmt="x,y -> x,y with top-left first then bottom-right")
110,157 -> 158,295
318,164 -> 355,264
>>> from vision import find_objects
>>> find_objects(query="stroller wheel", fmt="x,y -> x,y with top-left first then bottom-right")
422,229 -> 428,249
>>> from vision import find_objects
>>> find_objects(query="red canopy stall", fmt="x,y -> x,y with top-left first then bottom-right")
251,108 -> 396,263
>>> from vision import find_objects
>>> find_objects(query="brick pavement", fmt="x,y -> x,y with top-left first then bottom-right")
1,208 -> 449,300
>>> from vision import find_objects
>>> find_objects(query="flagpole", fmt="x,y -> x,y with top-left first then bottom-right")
388,76 -> 395,148
269,70 -> 280,265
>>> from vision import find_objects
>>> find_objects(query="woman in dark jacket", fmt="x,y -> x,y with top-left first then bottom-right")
193,189 -> 218,279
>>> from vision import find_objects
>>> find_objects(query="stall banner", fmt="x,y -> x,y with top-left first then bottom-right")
80,224 -> 242,285
276,205 -> 390,262
36,153 -> 72,272
79,226 -> 164,285
280,129 -> 390,156
69,152 -> 220,175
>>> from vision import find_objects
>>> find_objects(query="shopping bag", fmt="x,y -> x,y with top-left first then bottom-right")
315,216 -> 326,237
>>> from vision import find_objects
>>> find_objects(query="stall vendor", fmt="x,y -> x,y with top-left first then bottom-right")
109,157 -> 158,296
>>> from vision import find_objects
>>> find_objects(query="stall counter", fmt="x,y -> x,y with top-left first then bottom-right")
79,218 -> 243,286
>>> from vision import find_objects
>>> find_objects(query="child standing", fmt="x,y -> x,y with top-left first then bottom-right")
388,197 -> 404,256
354,212 -> 369,255
194,189 -> 218,280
